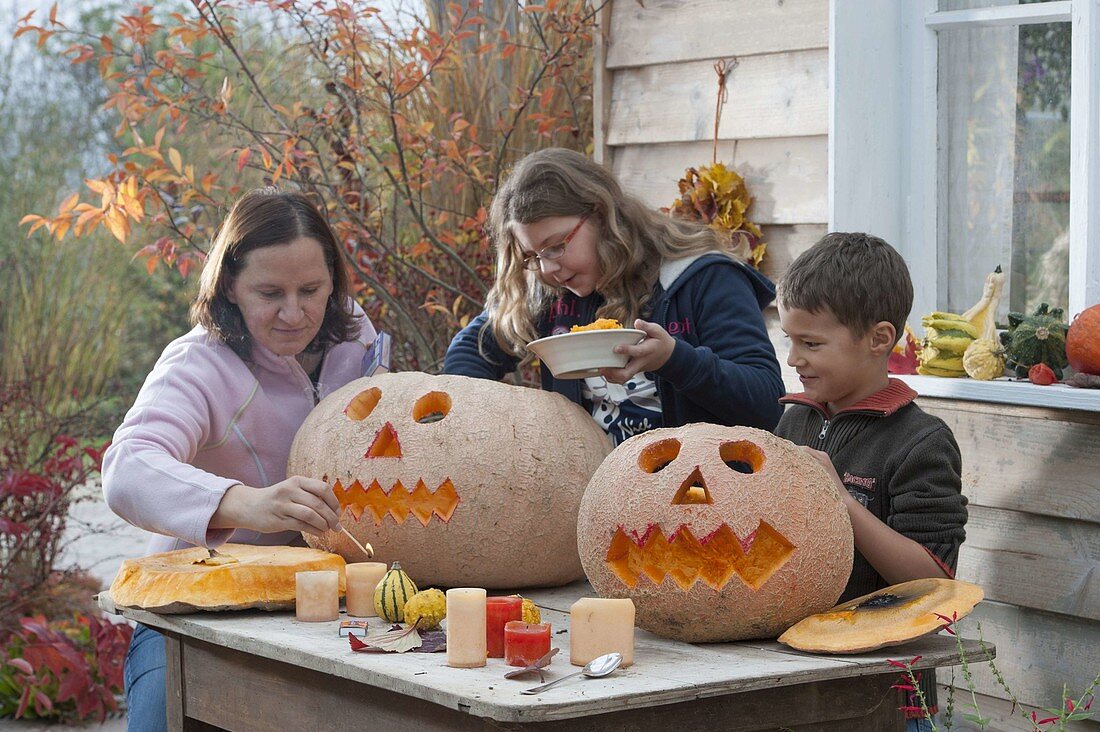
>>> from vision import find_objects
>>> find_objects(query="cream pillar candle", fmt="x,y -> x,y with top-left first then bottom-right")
446,588 -> 487,668
295,570 -> 339,622
569,598 -> 635,667
345,562 -> 387,617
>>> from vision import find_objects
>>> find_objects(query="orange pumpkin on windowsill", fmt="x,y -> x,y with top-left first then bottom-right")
288,372 -> 611,589
577,424 -> 853,642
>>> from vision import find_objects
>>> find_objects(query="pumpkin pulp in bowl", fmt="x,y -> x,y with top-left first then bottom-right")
527,324 -> 645,379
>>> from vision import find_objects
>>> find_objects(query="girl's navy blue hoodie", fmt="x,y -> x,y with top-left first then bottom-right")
444,253 -> 784,431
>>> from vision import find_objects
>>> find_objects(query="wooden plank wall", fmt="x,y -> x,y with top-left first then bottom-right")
596,1 -> 1100,727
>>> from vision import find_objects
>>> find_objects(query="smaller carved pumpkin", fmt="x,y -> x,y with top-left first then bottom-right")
108,544 -> 345,613
778,578 -> 984,653
577,424 -> 853,643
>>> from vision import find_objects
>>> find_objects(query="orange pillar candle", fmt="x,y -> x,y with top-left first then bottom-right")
295,570 -> 339,622
485,596 -> 523,658
504,621 -> 551,667
345,562 -> 387,617
446,588 -> 487,668
569,597 -> 635,667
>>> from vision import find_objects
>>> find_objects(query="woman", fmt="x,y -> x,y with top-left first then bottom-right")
445,148 -> 783,444
103,189 -> 378,731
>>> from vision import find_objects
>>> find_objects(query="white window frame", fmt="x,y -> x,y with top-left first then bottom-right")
830,0 -> 1100,411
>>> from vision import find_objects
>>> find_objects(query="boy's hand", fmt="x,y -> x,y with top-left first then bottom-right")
599,319 -> 676,384
799,447 -> 857,506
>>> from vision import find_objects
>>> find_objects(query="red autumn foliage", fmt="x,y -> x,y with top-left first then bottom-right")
0,615 -> 131,723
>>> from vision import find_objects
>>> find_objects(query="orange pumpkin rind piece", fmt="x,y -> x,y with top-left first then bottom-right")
777,578 -> 984,654
109,544 -> 346,614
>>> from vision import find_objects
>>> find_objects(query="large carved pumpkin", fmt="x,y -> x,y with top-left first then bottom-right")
577,424 -> 853,642
288,372 -> 611,588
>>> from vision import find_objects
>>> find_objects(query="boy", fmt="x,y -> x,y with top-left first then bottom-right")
775,232 -> 968,730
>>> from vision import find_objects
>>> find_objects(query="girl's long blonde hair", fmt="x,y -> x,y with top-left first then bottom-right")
485,148 -> 748,360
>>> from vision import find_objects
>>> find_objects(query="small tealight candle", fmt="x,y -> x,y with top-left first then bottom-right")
446,588 -> 487,668
345,562 -> 387,617
569,597 -> 635,667
485,596 -> 523,658
504,621 -> 551,667
295,570 -> 339,622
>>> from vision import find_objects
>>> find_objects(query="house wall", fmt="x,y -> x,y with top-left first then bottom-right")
595,1 -> 1099,727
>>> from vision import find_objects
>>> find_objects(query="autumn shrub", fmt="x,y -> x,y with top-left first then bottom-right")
0,376 -> 108,632
0,614 -> 131,723
18,0 -> 600,371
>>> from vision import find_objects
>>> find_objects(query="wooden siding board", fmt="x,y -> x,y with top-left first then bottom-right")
612,137 -> 827,223
607,49 -> 829,145
957,506 -> 1100,620
606,0 -> 828,70
919,399 -> 1100,523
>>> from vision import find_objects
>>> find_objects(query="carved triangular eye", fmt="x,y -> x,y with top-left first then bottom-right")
720,441 -> 765,474
638,438 -> 680,473
413,391 -> 451,424
672,466 -> 712,505
345,387 -> 381,421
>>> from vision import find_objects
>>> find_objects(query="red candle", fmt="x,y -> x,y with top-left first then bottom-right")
485,596 -> 523,658
504,621 -> 552,667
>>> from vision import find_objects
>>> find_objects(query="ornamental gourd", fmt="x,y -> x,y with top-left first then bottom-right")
374,561 -> 417,623
999,302 -> 1070,377
963,267 -> 1007,380
1066,304 -> 1100,375
403,588 -> 446,630
576,425 -> 853,643
288,372 -> 611,588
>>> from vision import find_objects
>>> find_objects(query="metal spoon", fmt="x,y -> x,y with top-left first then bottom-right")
520,652 -> 623,695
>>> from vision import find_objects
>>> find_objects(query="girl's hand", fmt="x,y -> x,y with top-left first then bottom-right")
599,319 -> 676,384
212,476 -> 342,536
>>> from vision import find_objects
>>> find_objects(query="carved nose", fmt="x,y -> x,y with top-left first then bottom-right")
366,422 -> 402,458
672,466 -> 712,505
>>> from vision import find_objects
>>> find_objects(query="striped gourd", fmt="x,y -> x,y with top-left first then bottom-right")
373,562 -> 417,623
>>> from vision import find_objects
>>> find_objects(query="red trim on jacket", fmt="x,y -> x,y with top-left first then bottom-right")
779,378 -> 917,417
923,546 -> 956,579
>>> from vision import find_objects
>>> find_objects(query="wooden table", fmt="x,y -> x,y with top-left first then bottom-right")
101,582 -> 988,731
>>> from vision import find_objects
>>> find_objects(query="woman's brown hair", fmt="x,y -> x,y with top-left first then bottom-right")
190,188 -> 360,360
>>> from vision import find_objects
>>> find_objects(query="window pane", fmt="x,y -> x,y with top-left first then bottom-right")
937,22 -> 1070,319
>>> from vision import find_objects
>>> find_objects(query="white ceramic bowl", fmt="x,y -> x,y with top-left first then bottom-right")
526,329 -> 646,379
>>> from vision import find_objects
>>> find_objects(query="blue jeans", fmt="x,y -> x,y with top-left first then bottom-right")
124,623 -> 167,732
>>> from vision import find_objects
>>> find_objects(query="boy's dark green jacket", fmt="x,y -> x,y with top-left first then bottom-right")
776,378 -> 969,718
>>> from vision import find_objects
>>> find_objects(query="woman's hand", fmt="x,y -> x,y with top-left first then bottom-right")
211,476 -> 342,536
599,319 -> 676,384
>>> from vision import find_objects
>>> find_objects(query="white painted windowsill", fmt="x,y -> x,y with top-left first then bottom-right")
896,374 -> 1100,413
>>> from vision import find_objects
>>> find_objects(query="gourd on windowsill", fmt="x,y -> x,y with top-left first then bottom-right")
999,302 -> 1070,378
962,266 -> 1007,380
1066,303 -> 1100,376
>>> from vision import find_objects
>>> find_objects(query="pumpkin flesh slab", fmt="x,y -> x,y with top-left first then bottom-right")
607,522 -> 796,592
109,544 -> 346,613
777,578 -> 984,653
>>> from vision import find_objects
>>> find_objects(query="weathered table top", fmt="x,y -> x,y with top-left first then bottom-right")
101,582 -> 987,724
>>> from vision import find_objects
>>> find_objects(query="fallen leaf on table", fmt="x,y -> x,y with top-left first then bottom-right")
348,625 -> 447,653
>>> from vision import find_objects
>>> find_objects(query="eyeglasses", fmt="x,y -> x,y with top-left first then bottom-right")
521,213 -> 591,271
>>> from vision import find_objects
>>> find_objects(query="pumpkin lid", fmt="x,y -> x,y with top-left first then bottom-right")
777,578 -> 983,654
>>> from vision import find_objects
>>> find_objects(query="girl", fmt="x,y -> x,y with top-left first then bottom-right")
103,189 -> 379,731
445,148 -> 783,443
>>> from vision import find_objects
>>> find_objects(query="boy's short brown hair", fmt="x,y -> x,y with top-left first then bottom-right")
778,232 -> 913,341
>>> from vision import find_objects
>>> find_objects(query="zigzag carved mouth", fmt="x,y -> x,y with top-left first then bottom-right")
331,478 -> 459,526
606,521 -> 795,591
